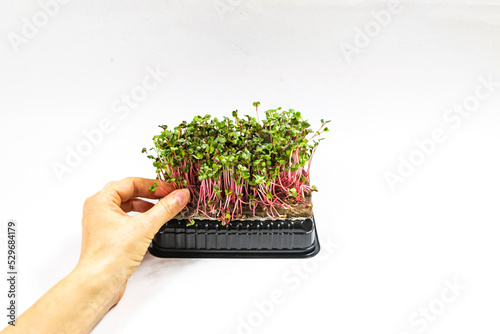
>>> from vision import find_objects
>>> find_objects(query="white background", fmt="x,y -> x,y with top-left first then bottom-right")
1,0 -> 500,333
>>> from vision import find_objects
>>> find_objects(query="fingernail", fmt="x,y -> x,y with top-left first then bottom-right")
174,188 -> 190,206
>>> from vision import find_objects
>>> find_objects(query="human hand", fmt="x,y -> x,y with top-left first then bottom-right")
77,177 -> 190,304
0,177 -> 190,334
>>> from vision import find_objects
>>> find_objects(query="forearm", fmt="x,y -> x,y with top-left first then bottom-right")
1,264 -> 123,334
0,177 -> 187,333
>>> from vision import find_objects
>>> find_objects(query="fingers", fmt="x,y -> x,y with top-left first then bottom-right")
142,188 -> 190,230
121,199 -> 155,213
101,177 -> 175,205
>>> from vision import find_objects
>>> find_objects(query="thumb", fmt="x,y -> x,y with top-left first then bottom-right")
142,188 -> 190,231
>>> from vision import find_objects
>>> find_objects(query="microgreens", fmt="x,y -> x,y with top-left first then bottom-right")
144,102 -> 330,225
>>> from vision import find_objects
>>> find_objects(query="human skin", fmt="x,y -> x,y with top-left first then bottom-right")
1,177 -> 190,334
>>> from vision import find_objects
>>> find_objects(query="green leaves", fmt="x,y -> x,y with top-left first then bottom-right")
144,101 -> 329,223
148,182 -> 158,192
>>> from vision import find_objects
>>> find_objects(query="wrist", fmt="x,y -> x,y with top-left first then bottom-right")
10,260 -> 128,334
72,260 -> 127,307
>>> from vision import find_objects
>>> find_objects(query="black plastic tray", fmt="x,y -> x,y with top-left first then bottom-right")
149,215 -> 320,258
